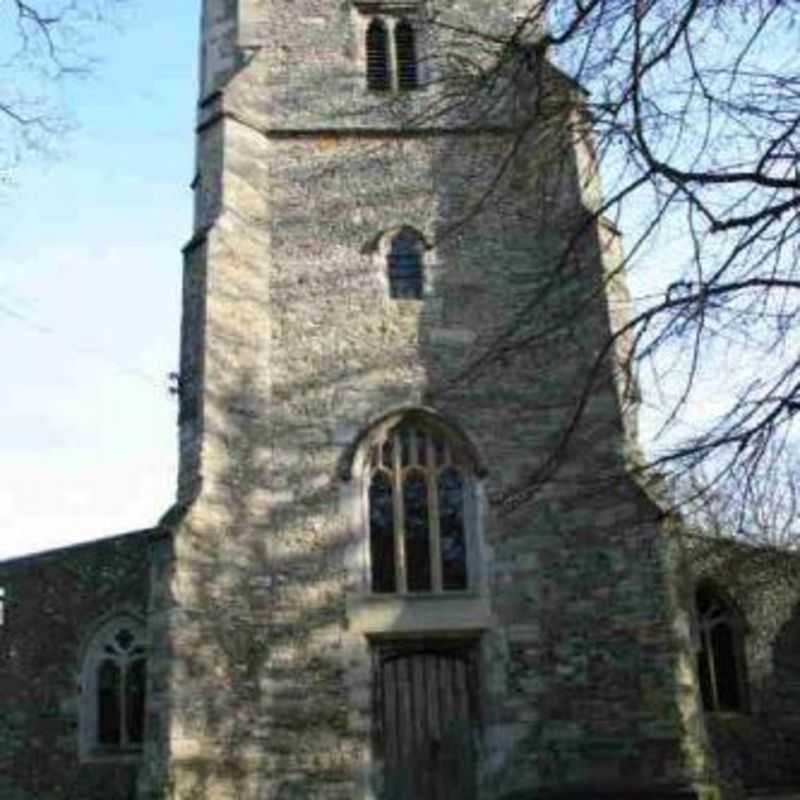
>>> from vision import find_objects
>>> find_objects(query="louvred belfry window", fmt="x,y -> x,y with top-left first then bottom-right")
368,419 -> 469,594
366,18 -> 391,91
363,12 -> 421,92
395,19 -> 419,90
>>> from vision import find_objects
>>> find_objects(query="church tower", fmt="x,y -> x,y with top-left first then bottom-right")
142,1 -> 718,797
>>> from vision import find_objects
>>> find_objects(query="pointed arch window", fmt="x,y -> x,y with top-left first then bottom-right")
387,228 -> 425,299
696,584 -> 748,713
367,416 -> 472,594
81,616 -> 147,760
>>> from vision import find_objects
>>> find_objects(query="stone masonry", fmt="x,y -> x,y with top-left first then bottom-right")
0,531 -> 150,800
139,1 -> 719,798
3,4 -> 800,800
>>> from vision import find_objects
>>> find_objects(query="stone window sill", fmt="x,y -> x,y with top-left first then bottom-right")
705,709 -> 750,721
346,592 -> 493,634
81,746 -> 143,765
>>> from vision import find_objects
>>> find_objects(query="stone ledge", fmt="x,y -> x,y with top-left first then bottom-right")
345,592 -> 493,634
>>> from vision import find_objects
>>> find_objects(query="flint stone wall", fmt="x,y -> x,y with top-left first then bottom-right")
0,531 -> 150,800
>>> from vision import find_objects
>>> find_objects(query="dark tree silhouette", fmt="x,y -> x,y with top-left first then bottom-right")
397,0 -> 800,497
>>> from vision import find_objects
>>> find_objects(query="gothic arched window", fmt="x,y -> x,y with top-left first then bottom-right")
80,616 -> 147,759
395,19 -> 419,90
696,584 -> 748,712
387,228 -> 425,299
367,416 -> 472,594
366,19 -> 391,91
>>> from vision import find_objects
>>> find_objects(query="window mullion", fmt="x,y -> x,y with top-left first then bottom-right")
427,439 -> 442,593
392,433 -> 407,593
119,659 -> 128,748
704,625 -> 720,711
386,17 -> 399,91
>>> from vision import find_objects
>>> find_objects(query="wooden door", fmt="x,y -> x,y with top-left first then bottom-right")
373,640 -> 479,800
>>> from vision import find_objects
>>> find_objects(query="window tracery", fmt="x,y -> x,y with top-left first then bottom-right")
367,417 -> 470,594
80,616 -> 147,759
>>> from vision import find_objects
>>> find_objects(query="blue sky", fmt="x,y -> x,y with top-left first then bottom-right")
0,3 -> 198,559
0,3 -> 778,560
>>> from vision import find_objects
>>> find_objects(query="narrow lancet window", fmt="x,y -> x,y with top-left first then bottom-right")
366,19 -> 391,91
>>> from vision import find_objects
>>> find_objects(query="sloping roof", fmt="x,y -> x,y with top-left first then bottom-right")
0,528 -> 153,570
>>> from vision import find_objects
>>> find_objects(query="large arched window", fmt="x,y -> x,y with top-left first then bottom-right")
696,584 -> 748,712
366,415 -> 474,594
387,228 -> 425,299
80,615 -> 147,759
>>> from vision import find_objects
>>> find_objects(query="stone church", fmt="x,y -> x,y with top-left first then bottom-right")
2,1 -> 800,798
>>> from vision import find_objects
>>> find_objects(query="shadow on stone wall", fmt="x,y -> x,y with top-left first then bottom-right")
146,367 -> 367,799
141,57 -> 715,800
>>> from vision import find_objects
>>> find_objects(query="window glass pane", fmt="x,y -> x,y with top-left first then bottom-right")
711,623 -> 741,710
126,658 -> 147,745
395,20 -> 419,90
370,471 -> 397,593
697,642 -> 714,711
415,429 -> 428,466
97,659 -> 121,746
381,436 -> 394,468
404,471 -> 431,591
388,232 -> 423,299
433,433 -> 447,467
439,468 -> 467,590
366,20 -> 390,91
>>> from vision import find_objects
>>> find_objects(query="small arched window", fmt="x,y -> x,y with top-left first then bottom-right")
696,584 -> 748,712
81,616 -> 147,759
367,416 -> 472,594
395,19 -> 419,90
366,19 -> 391,91
387,228 -> 425,299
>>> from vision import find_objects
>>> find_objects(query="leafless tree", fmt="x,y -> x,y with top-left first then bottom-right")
0,0 -> 125,175
675,437 -> 800,549
396,0 -> 800,498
